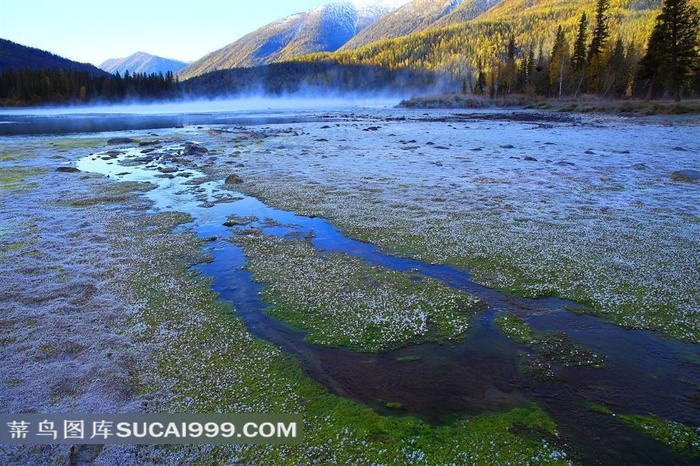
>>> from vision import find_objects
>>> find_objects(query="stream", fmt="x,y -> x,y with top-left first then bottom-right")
73,133 -> 700,465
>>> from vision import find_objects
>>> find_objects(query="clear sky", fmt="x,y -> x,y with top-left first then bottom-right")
0,0 -> 339,66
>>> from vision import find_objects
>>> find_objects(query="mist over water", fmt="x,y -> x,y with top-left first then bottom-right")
0,95 -> 404,117
0,96 -> 407,135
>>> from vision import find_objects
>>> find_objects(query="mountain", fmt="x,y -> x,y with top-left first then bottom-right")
431,0 -> 502,28
0,38 -> 106,74
339,0 -> 468,50
313,0 -> 680,73
178,1 -> 401,80
99,52 -> 187,75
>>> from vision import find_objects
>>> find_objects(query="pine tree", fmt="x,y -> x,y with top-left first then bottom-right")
588,0 -> 610,61
588,0 -> 611,94
603,38 -> 628,98
636,0 -> 700,101
504,36 -> 518,94
474,58 -> 487,95
572,13 -> 589,72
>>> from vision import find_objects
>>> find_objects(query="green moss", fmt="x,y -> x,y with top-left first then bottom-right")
589,404 -> 699,457
618,415 -> 700,457
61,180 -> 156,207
0,149 -> 39,162
111,208 -> 569,464
496,312 -> 605,374
233,235 -> 483,352
41,137 -> 106,152
0,166 -> 49,190
396,355 -> 423,363
585,403 -> 613,415
494,312 -> 534,344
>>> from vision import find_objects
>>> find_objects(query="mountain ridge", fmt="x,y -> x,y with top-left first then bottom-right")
0,38 -> 106,75
178,1 -> 399,79
99,51 -> 187,75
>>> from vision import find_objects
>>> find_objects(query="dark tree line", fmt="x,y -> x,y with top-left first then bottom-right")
478,0 -> 700,100
0,68 -> 180,106
183,61 -> 442,97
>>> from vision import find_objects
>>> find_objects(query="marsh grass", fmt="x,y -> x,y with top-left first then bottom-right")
234,234 -> 483,352
587,404 -> 700,457
495,312 -> 605,372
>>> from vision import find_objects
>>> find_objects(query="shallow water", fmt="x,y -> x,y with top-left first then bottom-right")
8,105 -> 699,464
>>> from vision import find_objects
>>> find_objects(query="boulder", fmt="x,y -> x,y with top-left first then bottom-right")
671,170 -> 700,183
225,174 -> 244,185
56,166 -> 80,173
181,142 -> 208,156
107,137 -> 134,144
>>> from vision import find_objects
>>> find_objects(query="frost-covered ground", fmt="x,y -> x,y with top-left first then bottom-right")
2,106 -> 699,464
209,109 -> 700,342
0,129 -> 572,464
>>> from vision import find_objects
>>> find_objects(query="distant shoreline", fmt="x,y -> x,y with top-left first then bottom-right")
398,93 -> 700,116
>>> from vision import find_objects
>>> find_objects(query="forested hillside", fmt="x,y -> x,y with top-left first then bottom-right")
298,0 -> 700,99
338,0 -> 476,50
0,68 -> 179,106
0,38 -> 105,74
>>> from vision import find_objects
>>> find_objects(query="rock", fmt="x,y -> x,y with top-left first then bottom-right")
139,140 -> 161,147
363,126 -> 380,131
56,166 -> 80,173
181,142 -> 208,156
107,137 -> 134,144
131,156 -> 155,163
524,156 -> 538,161
225,174 -> 244,185
671,169 -> 700,183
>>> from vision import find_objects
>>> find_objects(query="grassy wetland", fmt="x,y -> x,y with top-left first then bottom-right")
1,104 -> 699,464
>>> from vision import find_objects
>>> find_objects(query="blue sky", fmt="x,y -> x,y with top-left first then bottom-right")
0,0 -> 334,65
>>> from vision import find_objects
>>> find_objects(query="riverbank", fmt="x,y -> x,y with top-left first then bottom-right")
399,93 -> 700,115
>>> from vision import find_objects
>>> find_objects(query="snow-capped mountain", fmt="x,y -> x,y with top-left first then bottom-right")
178,1 -> 400,79
340,0 -> 503,50
100,52 -> 187,75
